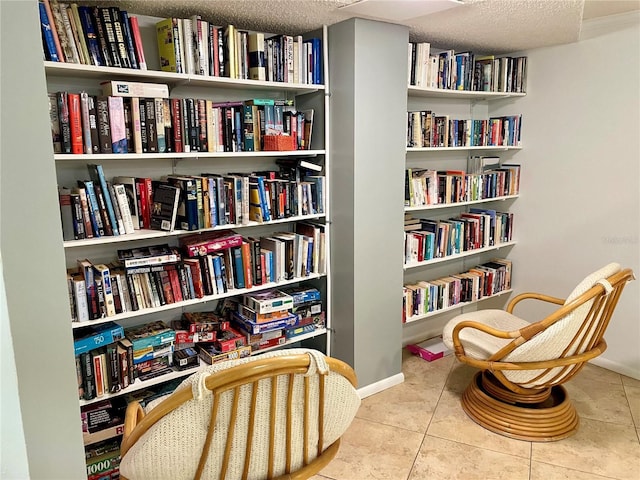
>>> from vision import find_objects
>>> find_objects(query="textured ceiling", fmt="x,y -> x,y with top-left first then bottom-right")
83,0 -> 640,54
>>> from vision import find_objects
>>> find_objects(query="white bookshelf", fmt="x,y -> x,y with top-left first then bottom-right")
43,13 -> 332,456
403,55 -> 525,343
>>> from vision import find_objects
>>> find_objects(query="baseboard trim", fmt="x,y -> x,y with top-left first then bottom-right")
357,373 -> 405,399
590,357 -> 640,380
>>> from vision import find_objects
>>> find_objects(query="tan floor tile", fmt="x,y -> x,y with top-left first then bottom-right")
356,379 -> 441,433
531,417 -> 640,480
408,435 -> 530,480
427,388 -> 532,459
310,475 -> 334,480
319,417 -> 424,480
443,362 -> 478,395
581,362 -> 623,385
530,461 -> 617,480
402,348 -> 455,389
624,385 -> 640,426
566,374 -> 634,425
622,375 -> 640,389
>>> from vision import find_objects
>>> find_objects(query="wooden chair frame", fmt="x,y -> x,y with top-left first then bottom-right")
120,353 -> 358,480
449,268 -> 634,441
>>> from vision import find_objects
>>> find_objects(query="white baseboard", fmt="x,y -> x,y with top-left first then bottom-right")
357,373 -> 405,399
590,357 -> 640,380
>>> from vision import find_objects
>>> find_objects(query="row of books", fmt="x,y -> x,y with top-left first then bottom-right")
38,0 -> 325,86
58,162 -> 325,241
408,42 -> 527,93
49,84 -> 315,155
156,18 -> 323,84
404,165 -> 521,207
404,210 -> 514,265
68,226 -> 325,322
402,259 -> 513,322
74,285 -> 325,400
39,1 -> 146,68
407,111 -> 523,148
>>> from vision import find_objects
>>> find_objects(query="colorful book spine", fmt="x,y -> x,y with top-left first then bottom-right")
107,96 -> 127,154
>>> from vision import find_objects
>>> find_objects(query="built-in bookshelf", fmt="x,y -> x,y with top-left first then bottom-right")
41,2 -> 331,468
403,42 -> 525,339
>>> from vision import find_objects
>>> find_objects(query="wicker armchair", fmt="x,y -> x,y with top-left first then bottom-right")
442,263 -> 634,442
119,348 -> 360,480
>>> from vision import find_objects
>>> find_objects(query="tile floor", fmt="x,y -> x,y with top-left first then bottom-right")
312,349 -> 640,480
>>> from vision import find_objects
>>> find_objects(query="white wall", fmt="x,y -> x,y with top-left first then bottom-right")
494,12 -> 640,378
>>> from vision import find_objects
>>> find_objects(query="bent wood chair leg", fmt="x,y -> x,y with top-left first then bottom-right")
461,372 -> 579,442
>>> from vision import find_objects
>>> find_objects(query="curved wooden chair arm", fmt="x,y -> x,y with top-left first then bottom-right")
506,292 -> 565,313
121,401 -> 146,457
451,320 -> 521,357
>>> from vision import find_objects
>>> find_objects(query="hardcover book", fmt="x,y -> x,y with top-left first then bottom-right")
101,80 -> 169,99
117,243 -> 180,268
149,183 -> 180,232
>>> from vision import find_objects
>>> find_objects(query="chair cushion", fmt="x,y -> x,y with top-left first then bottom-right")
442,309 -> 530,360
443,263 -> 621,387
119,348 -> 361,480
564,262 -> 620,304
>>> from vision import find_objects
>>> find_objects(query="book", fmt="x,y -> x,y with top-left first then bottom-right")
248,32 -> 266,81
53,0 -> 80,64
48,93 -> 62,153
93,264 -> 116,317
67,93 -> 83,154
128,15 -> 147,70
95,6 -> 120,67
39,0 -> 63,62
107,96 -> 127,153
109,6 -> 131,68
95,96 -> 112,153
56,92 -> 71,153
58,186 -> 75,241
112,176 -> 140,230
112,183 -> 135,234
91,6 -> 113,67
78,5 -> 103,66
101,80 -> 169,98
68,3 -> 90,65
150,183 -> 180,232
117,244 -> 180,268
87,164 -> 119,236
119,9 -> 138,69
